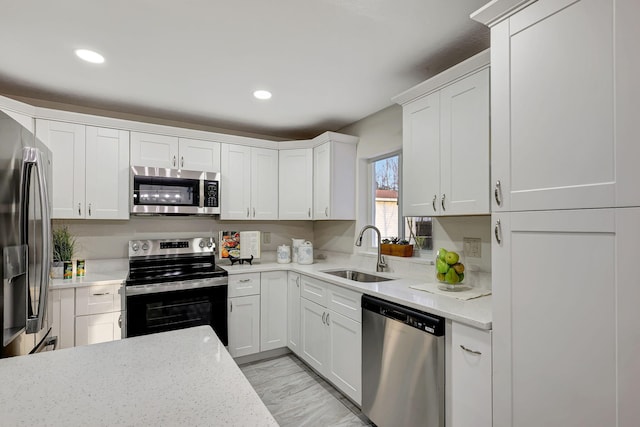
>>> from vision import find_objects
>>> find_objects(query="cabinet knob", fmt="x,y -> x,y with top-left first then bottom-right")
494,219 -> 502,244
494,180 -> 502,207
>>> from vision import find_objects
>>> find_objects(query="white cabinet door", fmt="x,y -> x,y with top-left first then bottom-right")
402,92 -> 440,216
327,310 -> 361,405
440,68 -> 489,215
300,298 -> 329,373
130,132 -> 179,169
220,143 -> 252,219
36,120 -> 86,219
260,271 -> 287,351
85,127 -> 129,219
50,288 -> 75,349
313,142 -> 331,219
227,295 -> 260,358
279,149 -> 313,220
287,272 -> 301,355
251,147 -> 278,220
492,0 -> 615,211
75,312 -> 121,347
492,209 -> 618,427
178,138 -> 220,172
450,322 -> 492,427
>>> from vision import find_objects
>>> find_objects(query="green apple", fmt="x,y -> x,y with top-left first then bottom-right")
436,258 -> 449,274
444,251 -> 459,265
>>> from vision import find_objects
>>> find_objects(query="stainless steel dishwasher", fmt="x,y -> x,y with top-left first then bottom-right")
362,295 -> 445,427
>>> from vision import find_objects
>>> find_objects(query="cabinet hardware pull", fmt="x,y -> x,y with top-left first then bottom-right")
308,208 -> 311,218
92,293 -> 109,296
432,195 -> 437,212
118,314 -> 122,329
296,276 -> 300,287
246,208 -> 250,218
325,207 -> 329,217
78,203 -> 81,216
326,313 -> 330,325
230,301 -> 233,312
253,208 -> 256,218
180,156 -> 184,168
441,194 -> 446,211
494,180 -> 502,207
322,312 -> 326,324
460,344 -> 482,355
239,279 -> 251,283
172,155 -> 176,167
495,219 -> 502,244
88,203 -> 92,216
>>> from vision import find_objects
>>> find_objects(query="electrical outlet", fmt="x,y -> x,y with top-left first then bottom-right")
463,237 -> 481,258
262,232 -> 271,244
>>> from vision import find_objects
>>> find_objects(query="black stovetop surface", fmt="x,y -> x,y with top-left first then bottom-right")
126,253 -> 228,286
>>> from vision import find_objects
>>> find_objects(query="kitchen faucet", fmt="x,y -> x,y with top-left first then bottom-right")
355,225 -> 387,272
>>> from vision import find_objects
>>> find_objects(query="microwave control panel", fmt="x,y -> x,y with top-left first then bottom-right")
204,181 -> 219,208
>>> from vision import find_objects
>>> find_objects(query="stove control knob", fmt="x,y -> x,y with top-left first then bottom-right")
199,241 -> 205,248
142,242 -> 150,251
207,241 -> 213,248
131,242 -> 140,252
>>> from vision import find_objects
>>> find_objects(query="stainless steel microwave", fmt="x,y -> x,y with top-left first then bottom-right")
130,166 -> 220,215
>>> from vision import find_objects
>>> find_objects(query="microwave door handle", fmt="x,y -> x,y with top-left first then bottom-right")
22,148 -> 52,334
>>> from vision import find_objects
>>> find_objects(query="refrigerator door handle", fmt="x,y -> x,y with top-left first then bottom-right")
22,147 -> 52,334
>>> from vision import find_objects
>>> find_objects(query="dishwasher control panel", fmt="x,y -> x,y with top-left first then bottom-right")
362,295 -> 445,336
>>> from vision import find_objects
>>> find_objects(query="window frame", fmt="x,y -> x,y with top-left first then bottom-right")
367,151 -> 403,250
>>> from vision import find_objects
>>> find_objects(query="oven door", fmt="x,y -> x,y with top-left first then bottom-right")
126,285 -> 228,345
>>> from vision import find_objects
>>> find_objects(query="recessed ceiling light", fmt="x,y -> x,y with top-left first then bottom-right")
75,49 -> 105,64
253,90 -> 272,100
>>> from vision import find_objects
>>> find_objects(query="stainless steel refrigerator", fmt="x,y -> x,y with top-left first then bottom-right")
0,110 -> 55,358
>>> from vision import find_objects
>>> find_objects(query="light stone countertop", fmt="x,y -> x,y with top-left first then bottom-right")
0,326 -> 278,427
222,260 -> 492,330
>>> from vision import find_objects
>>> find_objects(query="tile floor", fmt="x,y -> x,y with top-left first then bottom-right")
239,354 -> 373,427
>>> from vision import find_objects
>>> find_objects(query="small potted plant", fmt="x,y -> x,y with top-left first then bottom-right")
53,226 -> 76,279
380,237 -> 414,257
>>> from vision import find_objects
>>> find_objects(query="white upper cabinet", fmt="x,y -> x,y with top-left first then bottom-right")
394,51 -> 490,217
484,0 -> 640,211
130,132 -> 221,172
312,137 -> 357,220
221,144 -> 278,220
36,120 -> 129,220
130,132 -> 179,169
279,148 -> 313,220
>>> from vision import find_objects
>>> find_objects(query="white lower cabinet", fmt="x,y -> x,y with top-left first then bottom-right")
75,312 -> 122,346
287,272 -> 301,355
450,322 -> 492,427
50,288 -> 75,349
299,275 -> 362,405
260,271 -> 288,351
228,294 -> 260,357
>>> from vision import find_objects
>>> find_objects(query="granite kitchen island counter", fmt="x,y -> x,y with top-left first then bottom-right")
0,326 -> 278,426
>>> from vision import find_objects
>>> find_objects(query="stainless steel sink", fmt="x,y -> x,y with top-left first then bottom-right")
322,269 -> 393,283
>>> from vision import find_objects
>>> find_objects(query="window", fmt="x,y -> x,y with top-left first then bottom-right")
369,153 -> 433,254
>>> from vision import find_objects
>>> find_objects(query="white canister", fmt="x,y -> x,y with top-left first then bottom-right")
277,245 -> 291,264
297,241 -> 314,265
291,238 -> 305,263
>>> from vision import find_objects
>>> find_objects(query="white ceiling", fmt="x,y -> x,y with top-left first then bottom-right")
0,1 -> 489,139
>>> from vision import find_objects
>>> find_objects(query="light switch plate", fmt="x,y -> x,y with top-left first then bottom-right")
463,237 -> 481,258
262,232 -> 271,244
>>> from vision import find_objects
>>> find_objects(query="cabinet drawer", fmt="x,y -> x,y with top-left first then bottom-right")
228,273 -> 261,297
75,283 -> 122,316
327,284 -> 362,322
301,275 -> 328,306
